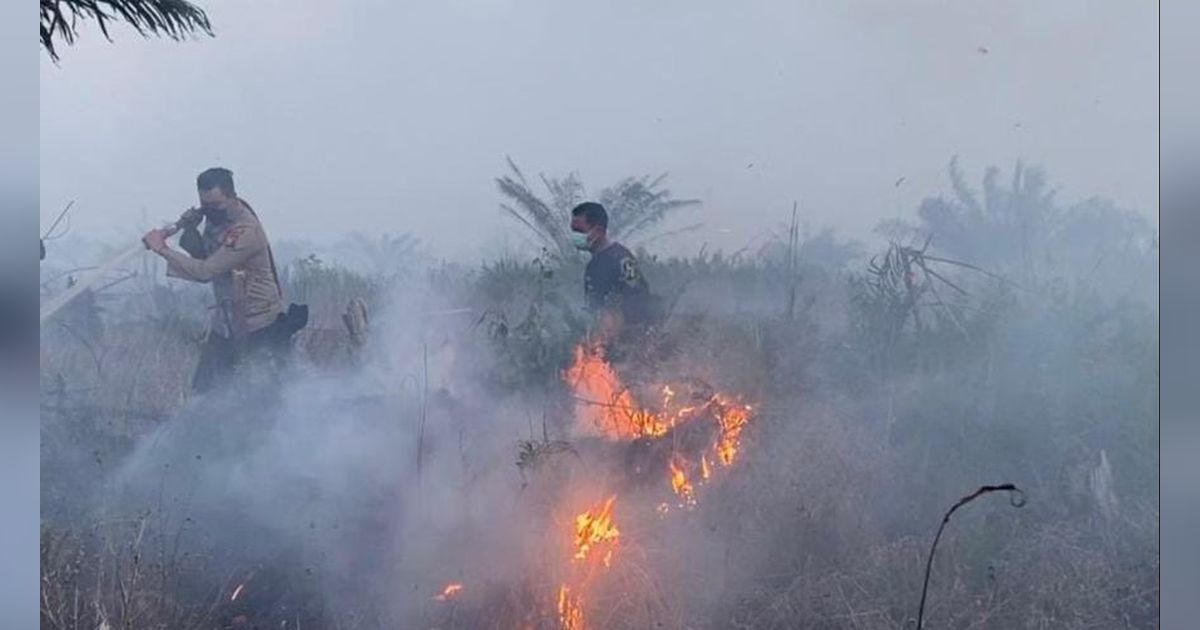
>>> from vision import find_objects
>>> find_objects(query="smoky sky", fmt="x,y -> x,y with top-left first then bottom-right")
40,0 -> 1156,260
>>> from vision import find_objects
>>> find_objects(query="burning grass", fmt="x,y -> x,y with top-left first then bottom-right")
40,219 -> 1158,629
565,342 -> 756,503
426,340 -> 762,629
533,343 -> 760,627
572,495 -> 620,567
434,582 -> 464,601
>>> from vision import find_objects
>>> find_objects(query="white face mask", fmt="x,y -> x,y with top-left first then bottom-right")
571,231 -> 591,251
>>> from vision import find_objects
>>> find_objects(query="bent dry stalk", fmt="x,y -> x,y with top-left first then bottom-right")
916,483 -> 1026,630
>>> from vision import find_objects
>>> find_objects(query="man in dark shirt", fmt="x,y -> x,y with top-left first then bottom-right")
570,202 -> 657,346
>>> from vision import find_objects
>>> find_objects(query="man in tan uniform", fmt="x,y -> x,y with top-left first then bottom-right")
143,167 -> 301,393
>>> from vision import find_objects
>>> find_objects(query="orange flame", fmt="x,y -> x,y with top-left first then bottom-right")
573,495 -> 620,567
565,344 -> 670,439
556,344 -> 756,628
669,457 -> 696,506
433,583 -> 463,601
557,584 -> 586,630
564,343 -> 757,504
713,396 -> 752,466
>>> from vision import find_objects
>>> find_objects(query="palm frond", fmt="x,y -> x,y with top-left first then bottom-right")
41,0 -> 213,62
497,159 -> 701,258
500,203 -> 556,246
597,173 -> 700,242
496,170 -> 572,256
947,156 -> 983,218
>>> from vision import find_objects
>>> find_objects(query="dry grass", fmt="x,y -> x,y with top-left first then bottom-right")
40,244 -> 1157,629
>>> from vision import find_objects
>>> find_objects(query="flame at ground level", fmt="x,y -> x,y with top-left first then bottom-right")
669,456 -> 696,506
573,495 -> 620,567
549,343 -> 757,629
713,395 -> 752,466
564,343 -> 757,499
557,585 -> 586,630
565,344 -> 672,439
433,582 -> 463,601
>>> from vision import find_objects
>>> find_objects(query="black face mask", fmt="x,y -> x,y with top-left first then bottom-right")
200,205 -> 229,224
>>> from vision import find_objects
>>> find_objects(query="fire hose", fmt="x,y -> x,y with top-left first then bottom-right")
39,221 -> 184,325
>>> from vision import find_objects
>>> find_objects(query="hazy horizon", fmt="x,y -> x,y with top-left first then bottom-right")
40,0 -> 1156,261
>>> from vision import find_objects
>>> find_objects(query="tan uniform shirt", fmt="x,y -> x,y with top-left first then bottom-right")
161,203 -> 284,338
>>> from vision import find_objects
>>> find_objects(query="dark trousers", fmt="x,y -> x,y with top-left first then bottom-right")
192,324 -> 293,394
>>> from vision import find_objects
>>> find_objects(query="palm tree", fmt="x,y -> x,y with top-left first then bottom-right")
497,157 -> 700,259
596,174 -> 702,244
333,231 -> 425,278
877,157 -> 1059,282
877,157 -> 1156,291
41,0 -> 213,62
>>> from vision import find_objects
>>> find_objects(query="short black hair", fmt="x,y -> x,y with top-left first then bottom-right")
571,201 -> 608,229
197,167 -> 236,197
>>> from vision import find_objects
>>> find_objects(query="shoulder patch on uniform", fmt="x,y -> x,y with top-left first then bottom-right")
620,256 -> 641,285
222,225 -> 250,248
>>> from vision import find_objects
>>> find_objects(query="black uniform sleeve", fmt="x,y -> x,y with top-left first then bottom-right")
178,225 -> 207,260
